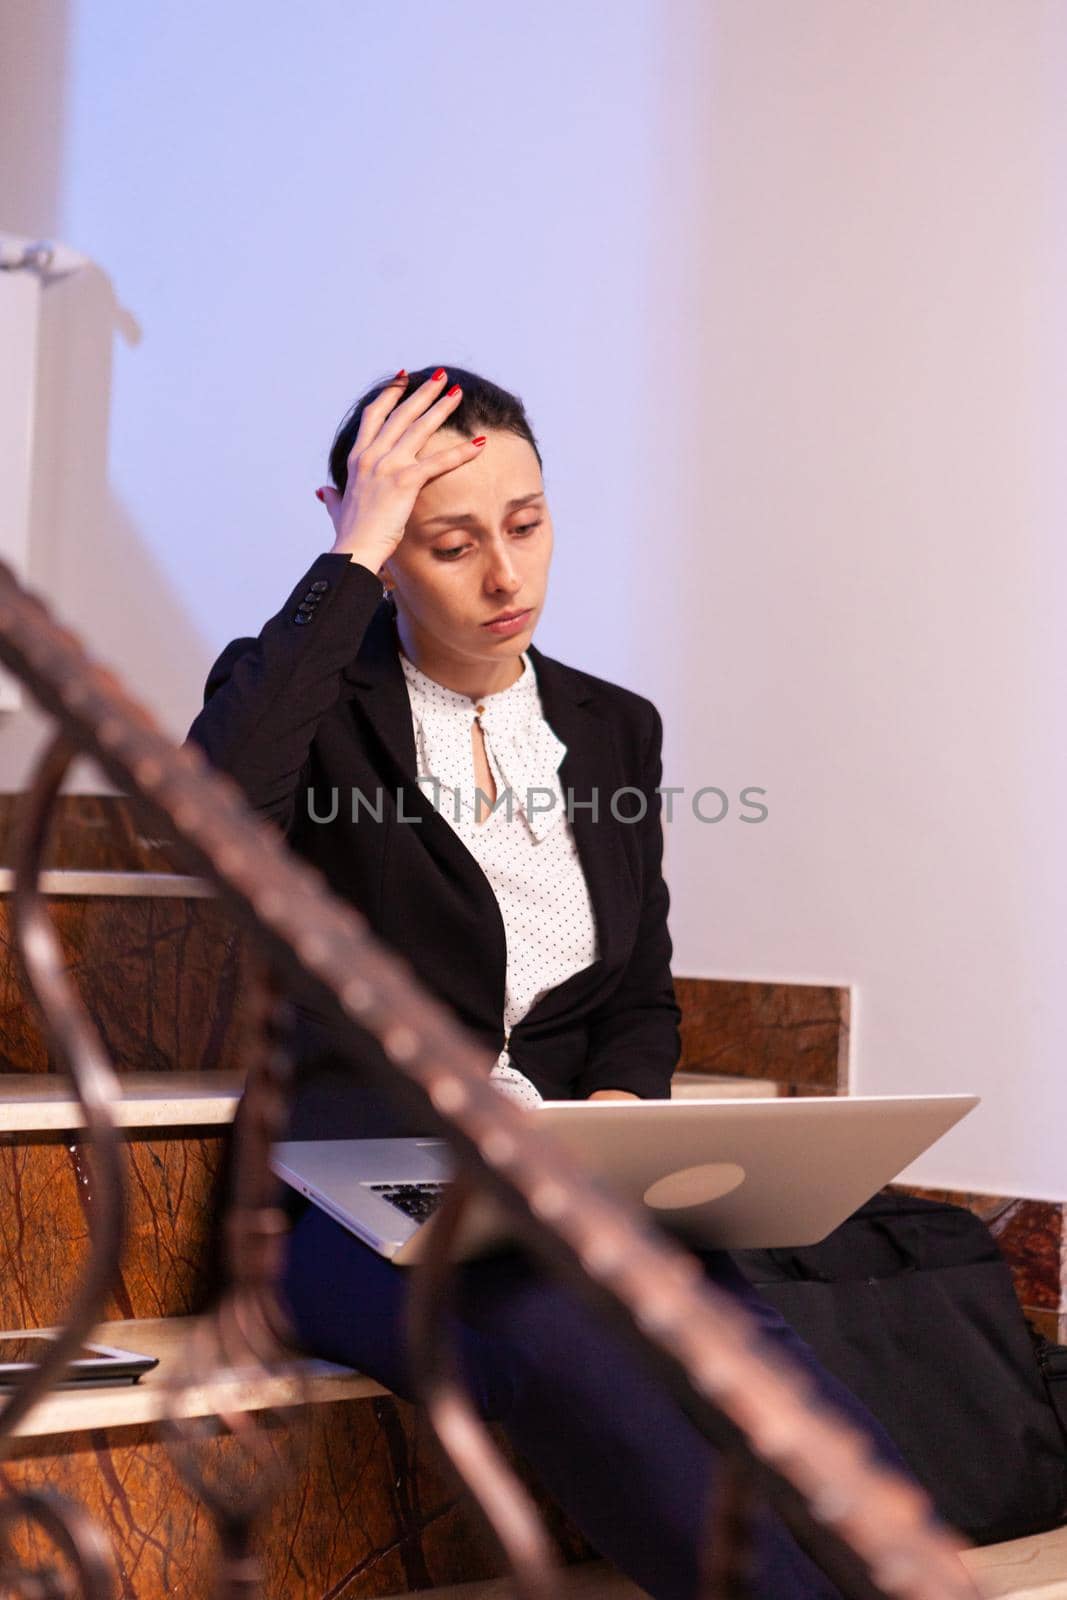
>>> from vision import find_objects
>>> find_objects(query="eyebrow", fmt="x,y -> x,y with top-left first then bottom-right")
419,492 -> 545,528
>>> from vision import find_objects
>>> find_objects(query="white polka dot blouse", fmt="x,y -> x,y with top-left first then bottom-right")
398,645 -> 600,1107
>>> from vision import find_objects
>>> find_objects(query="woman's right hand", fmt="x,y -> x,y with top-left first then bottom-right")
315,368 -> 485,574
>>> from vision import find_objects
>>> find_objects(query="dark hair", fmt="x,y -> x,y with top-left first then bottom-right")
327,364 -> 543,493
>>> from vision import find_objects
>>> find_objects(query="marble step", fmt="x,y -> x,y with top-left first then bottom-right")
0,1069 -> 242,1131
382,1560 -> 647,1599
3,1313 -> 384,1440
0,1068 -> 771,1135
0,869 -> 212,897
670,1071 -> 782,1099
962,1524 -> 1067,1599
380,1527 -> 1067,1599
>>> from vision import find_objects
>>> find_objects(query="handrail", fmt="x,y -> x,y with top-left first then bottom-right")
0,558 -> 980,1600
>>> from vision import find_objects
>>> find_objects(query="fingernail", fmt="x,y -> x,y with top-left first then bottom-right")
315,488 -> 325,502
447,384 -> 461,397
394,368 -> 407,379
472,436 -> 486,446
432,367 -> 446,381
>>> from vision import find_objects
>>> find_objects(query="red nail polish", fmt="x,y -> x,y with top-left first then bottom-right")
447,384 -> 461,397
315,488 -> 325,502
432,367 -> 446,381
394,368 -> 406,378
472,436 -> 486,446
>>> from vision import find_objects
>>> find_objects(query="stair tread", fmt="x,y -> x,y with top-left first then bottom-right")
382,1560 -> 648,1599
0,1068 -> 779,1131
3,1314 -> 385,1439
959,1521 -> 1067,1598
0,1070 -> 242,1131
378,1526 -> 1067,1600
0,869 -> 212,896
671,1072 -> 780,1099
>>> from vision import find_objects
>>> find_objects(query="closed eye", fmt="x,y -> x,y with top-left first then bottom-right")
434,522 -> 542,561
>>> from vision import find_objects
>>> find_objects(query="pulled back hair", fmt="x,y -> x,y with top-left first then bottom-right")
327,364 -> 543,494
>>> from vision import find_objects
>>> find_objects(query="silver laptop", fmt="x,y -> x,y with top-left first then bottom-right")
271,1092 -> 978,1267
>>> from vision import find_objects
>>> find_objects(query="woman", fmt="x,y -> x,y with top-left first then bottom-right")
186,364 -> 906,1600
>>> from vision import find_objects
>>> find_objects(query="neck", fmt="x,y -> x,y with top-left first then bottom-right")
394,613 -> 526,700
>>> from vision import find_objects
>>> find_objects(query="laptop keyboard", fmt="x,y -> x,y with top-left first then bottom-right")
369,1181 -> 449,1222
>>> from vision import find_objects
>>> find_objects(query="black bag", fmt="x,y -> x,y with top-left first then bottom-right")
732,1190 -> 1067,1545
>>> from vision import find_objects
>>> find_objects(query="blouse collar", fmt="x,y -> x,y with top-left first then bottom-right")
398,648 -> 568,840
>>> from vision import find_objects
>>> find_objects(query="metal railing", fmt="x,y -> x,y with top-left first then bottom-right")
0,557 -> 981,1600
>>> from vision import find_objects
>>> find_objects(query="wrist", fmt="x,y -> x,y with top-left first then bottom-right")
331,544 -> 387,575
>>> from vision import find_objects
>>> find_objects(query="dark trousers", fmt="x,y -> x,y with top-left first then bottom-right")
282,1204 -> 909,1600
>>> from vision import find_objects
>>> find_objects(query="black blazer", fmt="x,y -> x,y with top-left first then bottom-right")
185,551 -> 681,1140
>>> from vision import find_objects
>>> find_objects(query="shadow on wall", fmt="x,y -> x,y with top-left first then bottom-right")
0,0 -> 70,240
0,0 -> 212,793
3,258 -> 213,794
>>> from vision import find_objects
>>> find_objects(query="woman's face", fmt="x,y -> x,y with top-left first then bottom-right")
383,427 -> 553,669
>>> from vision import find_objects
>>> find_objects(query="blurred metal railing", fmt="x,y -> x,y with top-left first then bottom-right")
0,559 -> 981,1600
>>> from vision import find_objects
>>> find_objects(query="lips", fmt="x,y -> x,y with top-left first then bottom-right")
483,608 -> 531,625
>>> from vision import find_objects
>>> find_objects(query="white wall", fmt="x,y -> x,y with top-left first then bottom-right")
662,0 -> 1067,1199
1,0 -> 677,780
2,0 -> 1065,1199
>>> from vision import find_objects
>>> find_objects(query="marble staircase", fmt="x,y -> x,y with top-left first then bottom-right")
0,794 -> 1064,1596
